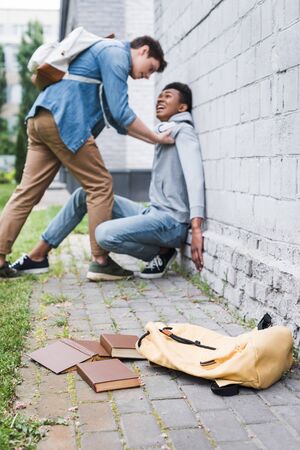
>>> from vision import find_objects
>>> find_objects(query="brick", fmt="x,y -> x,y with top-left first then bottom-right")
250,5 -> 261,45
271,404 -> 300,433
37,425 -> 76,450
78,402 -> 117,432
152,398 -> 198,428
281,157 -> 297,198
170,428 -> 212,450
259,157 -> 271,195
75,379 -> 109,403
38,393 -> 71,418
237,47 -> 256,88
224,394 -> 277,424
260,78 -> 272,117
121,413 -> 164,448
261,0 -> 273,39
277,21 -> 300,71
220,442 -> 260,450
144,374 -> 183,400
81,431 -> 122,450
258,382 -> 300,406
113,388 -> 150,414
250,422 -> 300,449
182,384 -> 227,411
198,409 -> 249,442
283,67 -> 299,112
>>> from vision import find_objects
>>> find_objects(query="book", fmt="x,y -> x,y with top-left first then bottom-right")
72,339 -> 110,358
28,339 -> 99,374
100,334 -> 144,359
77,359 -> 141,392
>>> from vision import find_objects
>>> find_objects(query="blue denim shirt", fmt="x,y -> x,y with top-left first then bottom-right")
26,40 -> 137,153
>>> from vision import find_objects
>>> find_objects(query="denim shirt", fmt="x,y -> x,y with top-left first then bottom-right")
26,40 -> 137,153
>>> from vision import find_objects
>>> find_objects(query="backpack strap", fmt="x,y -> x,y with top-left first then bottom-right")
159,327 -> 216,351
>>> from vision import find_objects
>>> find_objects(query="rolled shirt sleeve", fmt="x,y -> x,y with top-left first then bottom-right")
97,46 -> 137,130
174,126 -> 205,220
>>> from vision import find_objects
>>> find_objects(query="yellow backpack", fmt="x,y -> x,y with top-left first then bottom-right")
137,320 -> 293,396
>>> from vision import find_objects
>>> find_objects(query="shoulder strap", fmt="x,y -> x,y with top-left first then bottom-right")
159,327 -> 216,351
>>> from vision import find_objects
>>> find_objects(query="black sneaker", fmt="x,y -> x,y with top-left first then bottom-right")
86,256 -> 134,281
11,254 -> 49,274
139,249 -> 177,279
0,262 -> 21,279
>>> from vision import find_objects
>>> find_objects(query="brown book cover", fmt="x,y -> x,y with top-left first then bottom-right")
100,334 -> 144,359
28,339 -> 97,374
77,359 -> 141,392
72,339 -> 110,358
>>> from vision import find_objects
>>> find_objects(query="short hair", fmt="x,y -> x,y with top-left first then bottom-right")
130,36 -> 167,72
163,82 -> 192,111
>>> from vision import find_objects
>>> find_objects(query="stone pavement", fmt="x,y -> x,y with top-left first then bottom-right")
15,234 -> 300,450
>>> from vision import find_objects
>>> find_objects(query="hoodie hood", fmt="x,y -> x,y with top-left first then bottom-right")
155,111 -> 194,134
169,111 -> 194,125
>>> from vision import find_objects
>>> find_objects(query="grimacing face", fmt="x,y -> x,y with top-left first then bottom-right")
156,88 -> 188,121
131,45 -> 160,79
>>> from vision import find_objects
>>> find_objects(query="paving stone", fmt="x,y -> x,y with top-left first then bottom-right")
40,372 -> 68,393
128,301 -> 155,311
144,375 -> 183,400
113,388 -> 151,413
224,394 -> 277,424
134,360 -> 170,376
182,383 -> 226,411
81,431 -> 123,450
271,404 -> 300,434
169,428 -> 213,450
221,323 -> 248,336
37,425 -> 76,450
121,413 -> 164,448
258,382 -> 300,405
250,422 -> 300,450
198,409 -> 249,442
78,402 -> 117,432
38,393 -> 71,418
284,377 -> 300,393
152,399 -> 198,428
75,379 -> 109,403
219,441 -> 259,450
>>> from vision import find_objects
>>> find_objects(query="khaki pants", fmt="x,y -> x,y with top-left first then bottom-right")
0,109 -> 113,256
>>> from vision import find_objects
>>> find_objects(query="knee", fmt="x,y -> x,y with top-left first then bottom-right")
95,222 -> 118,249
73,188 -> 87,213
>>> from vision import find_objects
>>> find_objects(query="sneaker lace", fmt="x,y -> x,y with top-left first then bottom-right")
15,254 -> 27,266
145,255 -> 163,271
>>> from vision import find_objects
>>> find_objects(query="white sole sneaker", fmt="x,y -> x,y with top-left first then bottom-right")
86,272 -> 134,281
21,267 -> 49,274
139,251 -> 177,279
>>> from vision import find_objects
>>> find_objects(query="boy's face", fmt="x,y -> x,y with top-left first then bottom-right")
131,45 -> 160,79
156,89 -> 188,121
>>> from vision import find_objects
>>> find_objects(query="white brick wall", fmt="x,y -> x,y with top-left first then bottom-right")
155,0 -> 300,344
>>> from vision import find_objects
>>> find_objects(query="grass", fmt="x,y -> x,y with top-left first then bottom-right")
0,184 -> 62,449
40,293 -> 69,305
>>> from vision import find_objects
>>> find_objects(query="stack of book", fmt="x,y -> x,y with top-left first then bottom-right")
29,334 -> 144,392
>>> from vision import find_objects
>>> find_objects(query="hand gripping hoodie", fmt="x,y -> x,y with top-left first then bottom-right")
149,111 -> 205,223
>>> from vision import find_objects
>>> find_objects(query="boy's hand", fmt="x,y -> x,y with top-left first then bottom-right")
156,130 -> 175,144
191,218 -> 204,271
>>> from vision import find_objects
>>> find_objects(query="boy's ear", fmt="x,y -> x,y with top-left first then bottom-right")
140,45 -> 150,56
178,103 -> 188,113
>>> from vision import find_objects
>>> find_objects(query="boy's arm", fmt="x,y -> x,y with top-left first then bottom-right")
175,126 -> 205,271
98,47 -> 174,145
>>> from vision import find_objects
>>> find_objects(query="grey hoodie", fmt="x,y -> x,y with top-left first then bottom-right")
149,111 -> 205,223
